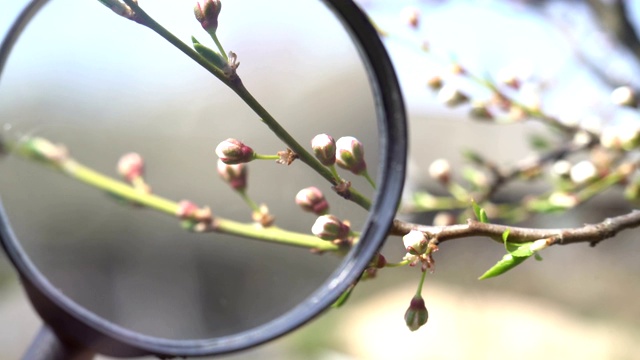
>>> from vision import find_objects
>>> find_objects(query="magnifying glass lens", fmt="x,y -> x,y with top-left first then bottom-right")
0,0 -> 380,340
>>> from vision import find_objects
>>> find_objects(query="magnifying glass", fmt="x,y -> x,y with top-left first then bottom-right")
0,0 -> 406,358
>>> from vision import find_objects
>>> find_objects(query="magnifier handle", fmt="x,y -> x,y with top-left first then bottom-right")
23,325 -> 94,360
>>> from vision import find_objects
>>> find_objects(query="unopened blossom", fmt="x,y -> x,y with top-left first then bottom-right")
117,152 -> 144,182
216,138 -> 254,164
611,86 -> 636,107
335,136 -> 367,175
311,214 -> 350,241
404,294 -> 428,331
194,0 -> 221,34
311,134 -> 336,166
428,159 -> 451,184
295,187 -> 329,215
217,159 -> 247,191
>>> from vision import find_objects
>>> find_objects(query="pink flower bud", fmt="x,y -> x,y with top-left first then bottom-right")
404,294 -> 428,331
176,200 -> 199,219
335,136 -> 367,175
215,138 -> 254,164
295,187 -> 329,215
194,0 -> 221,34
311,134 -> 336,166
311,214 -> 350,241
117,152 -> 144,182
217,159 -> 247,191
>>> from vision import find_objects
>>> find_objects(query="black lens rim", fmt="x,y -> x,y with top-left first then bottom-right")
0,0 -> 407,357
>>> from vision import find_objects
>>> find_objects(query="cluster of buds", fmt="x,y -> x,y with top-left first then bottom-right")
217,159 -> 247,191
402,230 -> 437,271
117,152 -> 151,193
194,0 -> 221,35
311,214 -> 351,244
295,187 -> 329,215
311,134 -> 369,176
176,200 -> 214,232
216,138 -> 255,164
600,125 -> 640,151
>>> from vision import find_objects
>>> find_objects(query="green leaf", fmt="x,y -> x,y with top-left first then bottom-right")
508,243 -> 535,257
332,285 -> 354,308
528,134 -> 551,151
192,38 -> 227,70
471,200 -> 488,223
502,229 -> 510,243
478,253 -> 528,280
462,149 -> 484,165
534,253 -> 543,261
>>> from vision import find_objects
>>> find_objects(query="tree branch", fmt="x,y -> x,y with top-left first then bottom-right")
391,209 -> 640,246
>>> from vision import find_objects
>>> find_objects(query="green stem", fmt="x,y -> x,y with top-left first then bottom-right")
121,0 -> 372,211
210,32 -> 228,61
237,189 -> 260,212
416,267 -> 427,296
32,153 -> 339,251
253,154 -> 280,161
385,259 -> 410,268
362,170 -> 377,190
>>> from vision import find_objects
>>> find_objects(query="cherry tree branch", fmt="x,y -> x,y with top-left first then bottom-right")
391,209 -> 640,247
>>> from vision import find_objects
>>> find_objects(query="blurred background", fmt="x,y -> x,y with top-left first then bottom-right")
2,0 -> 640,359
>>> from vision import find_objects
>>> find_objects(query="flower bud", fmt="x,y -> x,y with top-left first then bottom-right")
117,152 -> 144,182
216,138 -> 254,164
403,230 -> 427,255
311,134 -> 336,166
217,159 -> 247,191
611,86 -> 637,107
176,200 -> 212,222
470,102 -> 493,120
335,136 -> 367,175
401,7 -> 420,29
569,160 -> 596,184
295,187 -> 329,215
428,158 -> 451,184
426,75 -> 443,90
311,214 -> 350,241
437,85 -> 468,107
404,294 -> 428,331
194,0 -> 221,34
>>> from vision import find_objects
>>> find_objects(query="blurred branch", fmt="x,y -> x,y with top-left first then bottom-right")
585,0 -> 640,63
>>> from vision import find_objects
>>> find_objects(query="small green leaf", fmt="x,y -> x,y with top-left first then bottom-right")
534,253 -> 543,261
332,285 -> 354,308
471,200 -> 488,223
478,253 -> 528,280
192,41 -> 227,70
528,134 -> 551,151
462,149 -> 484,165
508,243 -> 535,257
502,229 -> 510,243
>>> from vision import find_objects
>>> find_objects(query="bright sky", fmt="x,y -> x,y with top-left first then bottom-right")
3,0 -> 639,129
